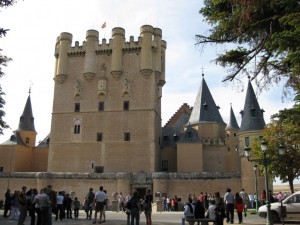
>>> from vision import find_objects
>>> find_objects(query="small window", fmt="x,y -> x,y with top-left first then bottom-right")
251,105 -> 256,117
98,102 -> 104,111
161,160 -> 168,171
75,103 -> 80,112
26,137 -> 29,144
226,133 -> 230,137
245,137 -> 250,146
74,124 -> 80,134
123,101 -> 129,111
124,132 -> 130,141
233,133 -> 237,137
97,132 -> 103,142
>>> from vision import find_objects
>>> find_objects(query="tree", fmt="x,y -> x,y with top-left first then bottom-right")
197,0 -> 300,94
250,94 -> 300,193
0,0 -> 17,134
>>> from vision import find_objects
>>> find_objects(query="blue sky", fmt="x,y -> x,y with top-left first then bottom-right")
0,0 -> 296,184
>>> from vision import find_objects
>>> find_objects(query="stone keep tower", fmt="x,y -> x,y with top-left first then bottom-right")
48,25 -> 166,173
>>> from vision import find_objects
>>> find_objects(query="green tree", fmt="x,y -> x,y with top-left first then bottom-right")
197,0 -> 300,93
0,0 -> 17,134
250,94 -> 300,193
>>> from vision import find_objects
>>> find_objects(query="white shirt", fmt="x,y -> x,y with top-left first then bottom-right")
207,204 -> 216,220
57,195 -> 64,205
183,203 -> 195,219
95,191 -> 106,203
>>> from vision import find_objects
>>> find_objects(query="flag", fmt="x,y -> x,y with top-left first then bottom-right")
101,22 -> 106,29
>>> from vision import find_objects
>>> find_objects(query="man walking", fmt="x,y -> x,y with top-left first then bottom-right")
224,188 -> 234,224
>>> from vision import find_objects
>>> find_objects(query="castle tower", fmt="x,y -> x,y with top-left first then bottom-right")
176,76 -> 230,173
239,79 -> 266,195
48,25 -> 166,173
18,93 -> 37,148
225,104 -> 240,173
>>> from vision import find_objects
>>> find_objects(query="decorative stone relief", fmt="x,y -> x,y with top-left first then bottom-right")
74,79 -> 82,97
55,74 -> 68,84
122,77 -> 131,96
98,63 -> 107,97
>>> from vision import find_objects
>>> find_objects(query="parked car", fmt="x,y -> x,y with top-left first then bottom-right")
258,191 -> 300,222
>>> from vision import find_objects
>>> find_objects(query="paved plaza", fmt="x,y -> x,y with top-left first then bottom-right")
2,209 -> 299,225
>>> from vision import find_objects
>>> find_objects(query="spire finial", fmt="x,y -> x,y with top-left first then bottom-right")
29,81 -> 33,94
201,66 -> 205,77
247,75 -> 251,80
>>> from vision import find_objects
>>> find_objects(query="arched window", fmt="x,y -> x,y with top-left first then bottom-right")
73,119 -> 81,134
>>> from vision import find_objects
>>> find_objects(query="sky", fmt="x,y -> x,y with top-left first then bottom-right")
0,0 -> 296,184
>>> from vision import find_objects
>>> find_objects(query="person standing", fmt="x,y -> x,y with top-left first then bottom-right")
166,196 -> 171,211
224,188 -> 234,224
39,188 -> 51,225
235,193 -> 244,224
3,189 -> 11,218
46,185 -> 57,225
118,192 -> 125,212
32,189 -> 43,225
214,192 -> 225,225
239,188 -> 249,216
72,197 -> 80,219
181,198 -> 195,225
18,186 -> 27,225
56,191 -> 64,221
93,186 -> 106,224
29,188 -> 38,225
194,200 -> 205,225
130,191 -> 141,225
144,188 -> 153,225
63,193 -> 73,219
207,199 -> 216,224
85,188 -> 95,220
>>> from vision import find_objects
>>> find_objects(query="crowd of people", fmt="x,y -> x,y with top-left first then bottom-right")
2,184 -> 289,225
2,185 -> 154,225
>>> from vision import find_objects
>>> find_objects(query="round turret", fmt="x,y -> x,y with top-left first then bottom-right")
140,25 -> 154,77
111,27 -> 125,79
86,29 -> 99,41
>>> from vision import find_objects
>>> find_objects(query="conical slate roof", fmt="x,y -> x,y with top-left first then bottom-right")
240,80 -> 265,132
188,77 -> 225,125
18,95 -> 36,132
225,104 -> 240,130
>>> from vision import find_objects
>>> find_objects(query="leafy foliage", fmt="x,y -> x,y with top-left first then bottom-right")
250,94 -> 300,193
197,0 -> 300,94
0,0 -> 17,134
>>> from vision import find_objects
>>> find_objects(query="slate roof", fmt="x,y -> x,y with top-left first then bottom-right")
225,104 -> 240,131
188,77 -> 225,125
36,134 -> 50,148
240,80 -> 266,132
18,95 -> 36,132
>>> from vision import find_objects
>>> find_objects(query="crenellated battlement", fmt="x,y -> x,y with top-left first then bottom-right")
54,24 -> 166,83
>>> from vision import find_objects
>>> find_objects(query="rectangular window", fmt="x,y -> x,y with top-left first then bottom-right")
97,132 -> 103,142
161,160 -> 168,171
75,103 -> 80,112
245,137 -> 250,147
123,101 -> 129,111
74,125 -> 80,134
26,137 -> 29,144
98,102 -> 104,111
124,132 -> 130,141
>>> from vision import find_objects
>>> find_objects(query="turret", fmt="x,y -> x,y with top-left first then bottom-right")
140,25 -> 154,77
55,32 -> 72,84
111,27 -> 125,80
18,94 -> 37,147
83,30 -> 99,81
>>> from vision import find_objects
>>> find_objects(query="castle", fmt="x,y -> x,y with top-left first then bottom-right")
0,25 -> 268,204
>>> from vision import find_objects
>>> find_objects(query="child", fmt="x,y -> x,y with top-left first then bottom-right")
235,193 -> 244,224
72,197 -> 81,219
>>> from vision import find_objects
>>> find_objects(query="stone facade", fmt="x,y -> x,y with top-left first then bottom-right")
0,25 -> 268,205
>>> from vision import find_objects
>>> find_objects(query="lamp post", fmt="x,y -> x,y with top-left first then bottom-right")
253,163 -> 259,212
244,141 -> 285,225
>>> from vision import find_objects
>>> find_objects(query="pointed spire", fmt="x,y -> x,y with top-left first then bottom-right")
240,79 -> 265,132
18,94 -> 36,132
225,104 -> 240,130
188,77 -> 225,125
